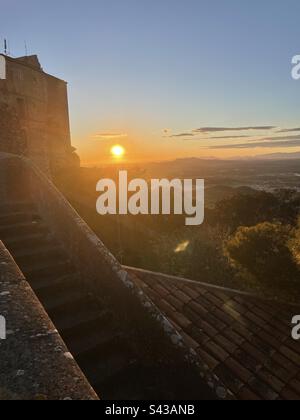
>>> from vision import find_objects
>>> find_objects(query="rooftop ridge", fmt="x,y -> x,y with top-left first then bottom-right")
124,265 -> 300,309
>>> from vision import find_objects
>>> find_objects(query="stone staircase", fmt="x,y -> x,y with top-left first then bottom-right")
0,201 -> 213,400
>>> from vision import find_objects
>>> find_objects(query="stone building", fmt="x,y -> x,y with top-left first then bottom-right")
0,54 -> 79,175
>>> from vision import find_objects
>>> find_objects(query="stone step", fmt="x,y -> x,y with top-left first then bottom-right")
22,260 -> 74,282
14,242 -> 66,265
0,220 -> 48,239
13,244 -> 65,268
41,287 -> 84,314
78,337 -> 135,390
59,309 -> 110,339
0,202 -> 183,399
0,211 -> 41,227
95,363 -> 148,400
48,295 -> 101,329
31,273 -> 79,295
3,232 -> 55,253
0,201 -> 36,215
62,315 -> 117,358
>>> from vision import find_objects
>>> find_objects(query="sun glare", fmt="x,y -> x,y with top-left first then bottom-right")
111,145 -> 125,158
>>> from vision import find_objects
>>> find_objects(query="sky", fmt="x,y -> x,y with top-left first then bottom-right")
1,0 -> 300,165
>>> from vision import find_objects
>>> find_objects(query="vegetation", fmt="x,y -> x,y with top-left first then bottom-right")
56,167 -> 300,302
290,217 -> 300,266
207,190 -> 300,232
225,222 -> 299,288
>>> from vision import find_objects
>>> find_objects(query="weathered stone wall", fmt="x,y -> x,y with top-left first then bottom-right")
0,154 -> 29,203
0,103 -> 27,155
0,240 -> 98,400
0,54 -> 79,175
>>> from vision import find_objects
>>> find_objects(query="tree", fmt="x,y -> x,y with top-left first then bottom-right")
151,227 -> 234,285
290,217 -> 300,266
209,191 -> 300,232
225,222 -> 299,287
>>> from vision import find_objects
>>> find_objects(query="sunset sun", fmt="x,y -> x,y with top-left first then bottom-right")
111,145 -> 125,158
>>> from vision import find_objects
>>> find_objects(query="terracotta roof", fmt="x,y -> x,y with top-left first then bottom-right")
126,266 -> 300,400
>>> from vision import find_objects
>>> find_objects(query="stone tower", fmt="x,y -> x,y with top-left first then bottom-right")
0,54 -> 79,175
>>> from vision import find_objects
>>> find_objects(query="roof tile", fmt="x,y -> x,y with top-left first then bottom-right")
248,376 -> 279,400
214,335 -> 238,355
288,378 -> 300,396
198,320 -> 218,338
280,386 -> 300,401
272,351 -> 297,375
197,348 -> 220,371
167,294 -> 184,311
182,306 -> 202,325
187,325 -> 210,345
256,368 -> 285,394
127,267 -> 300,400
223,328 -> 245,347
188,300 -> 208,317
279,345 -> 300,366
171,311 -> 192,330
204,340 -> 229,362
181,285 -> 200,300
172,289 -> 192,304
224,358 -> 253,383
238,386 -> 261,400
214,363 -> 244,395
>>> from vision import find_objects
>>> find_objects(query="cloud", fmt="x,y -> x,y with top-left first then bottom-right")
193,126 -> 276,133
277,128 -> 300,133
170,133 -> 196,138
182,135 -> 254,141
169,126 -> 276,138
204,135 -> 253,140
209,139 -> 300,149
93,132 -> 128,140
248,135 -> 300,142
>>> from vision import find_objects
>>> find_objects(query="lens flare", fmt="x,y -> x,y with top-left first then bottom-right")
174,241 -> 190,253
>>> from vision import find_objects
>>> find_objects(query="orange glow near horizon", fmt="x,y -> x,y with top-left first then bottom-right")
78,144 -> 300,166
73,131 -> 300,166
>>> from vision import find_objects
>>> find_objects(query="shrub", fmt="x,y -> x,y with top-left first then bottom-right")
225,222 -> 299,287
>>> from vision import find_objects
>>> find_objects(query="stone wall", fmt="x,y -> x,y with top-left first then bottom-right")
0,240 -> 98,400
0,54 -> 79,176
0,103 -> 27,155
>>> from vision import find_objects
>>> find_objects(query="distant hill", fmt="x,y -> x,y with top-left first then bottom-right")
205,185 -> 257,207
252,151 -> 300,160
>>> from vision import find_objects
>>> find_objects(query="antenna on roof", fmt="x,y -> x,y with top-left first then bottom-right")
24,41 -> 28,56
4,39 -> 7,55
